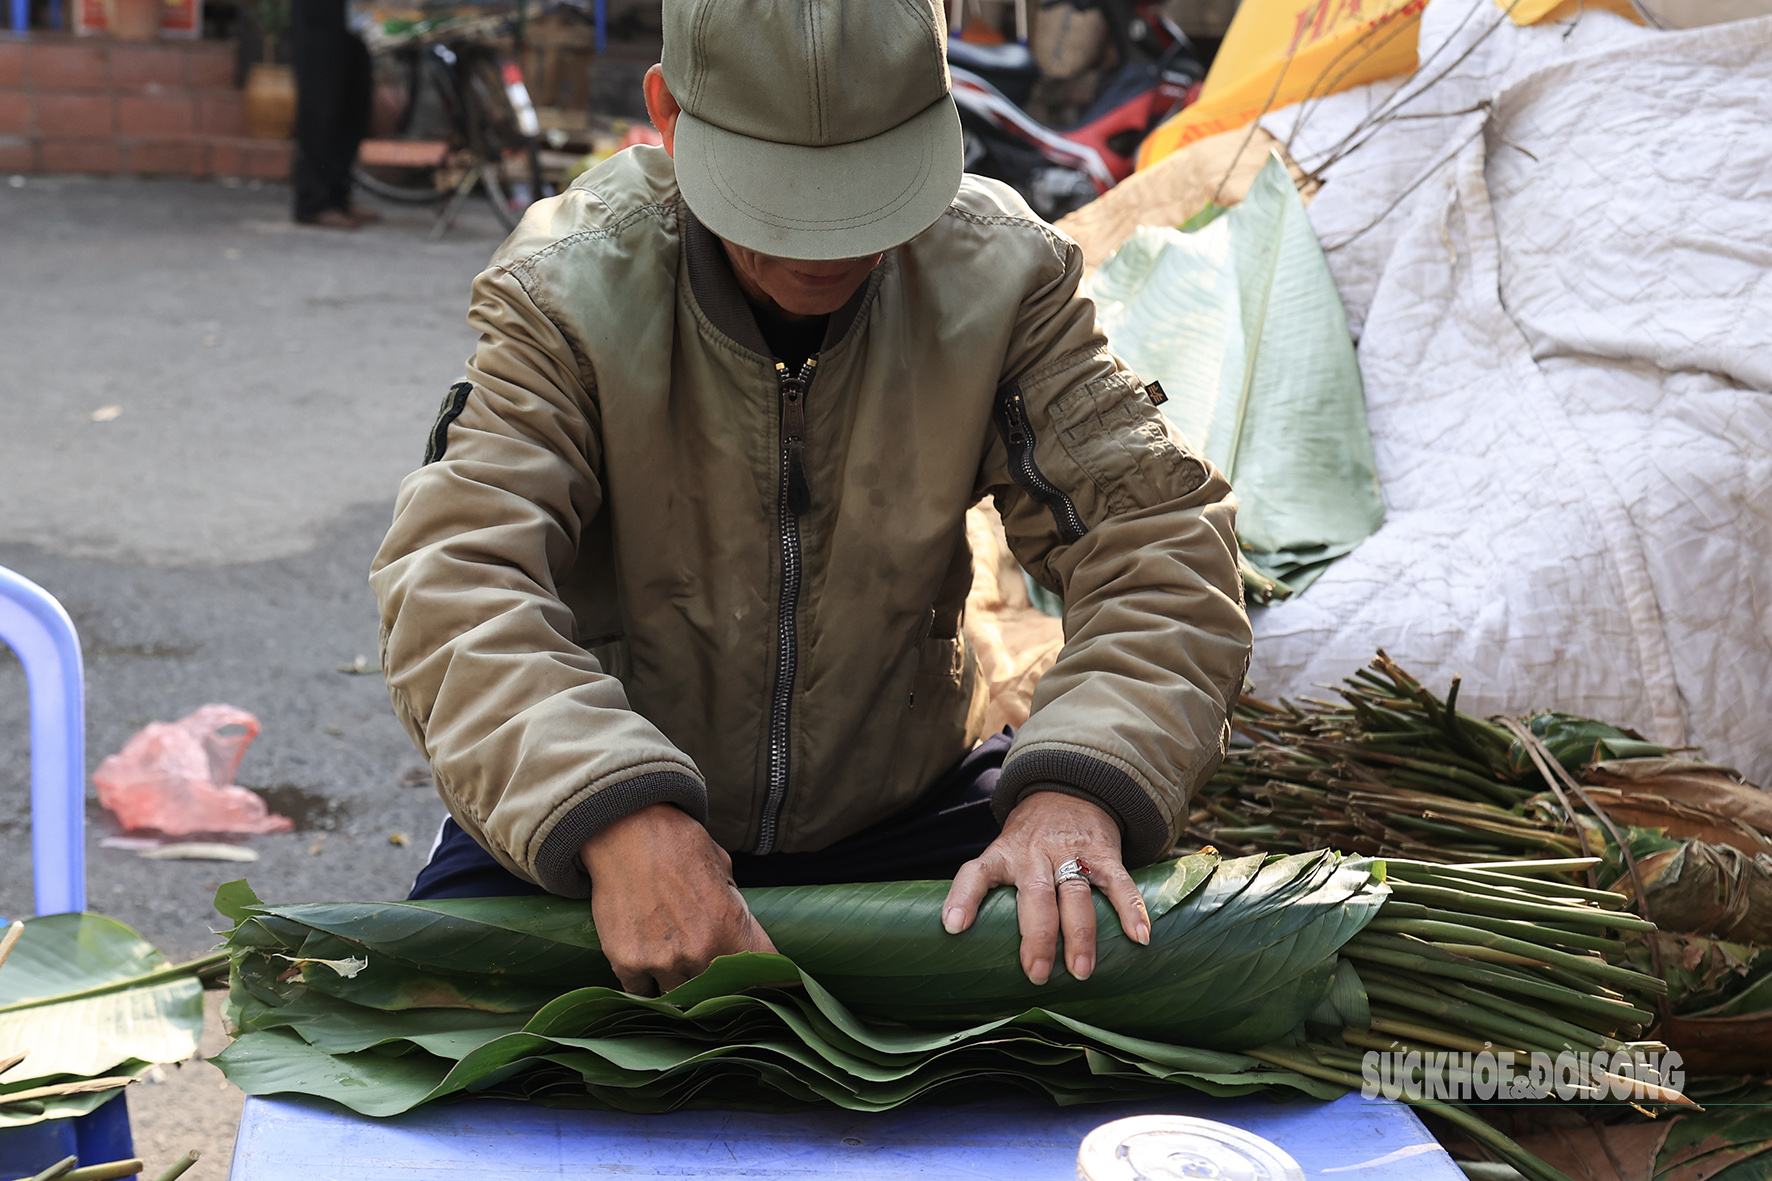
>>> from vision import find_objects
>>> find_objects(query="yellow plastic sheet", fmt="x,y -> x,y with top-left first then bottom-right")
1137,0 -> 1427,168
1498,0 -> 1641,24
1137,0 -> 1643,168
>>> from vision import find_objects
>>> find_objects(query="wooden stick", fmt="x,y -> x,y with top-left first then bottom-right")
61,1160 -> 144,1181
152,1152 -> 201,1181
0,1076 -> 135,1105
0,921 -> 25,973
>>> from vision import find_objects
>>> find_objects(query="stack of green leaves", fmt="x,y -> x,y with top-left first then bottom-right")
212,847 -> 1692,1181
0,914 -> 221,1128
213,850 -> 1673,1118
212,852 -> 1377,1115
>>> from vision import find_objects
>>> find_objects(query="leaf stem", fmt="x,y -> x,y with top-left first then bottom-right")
1414,1100 -> 1574,1181
1246,1046 -> 1574,1181
0,951 -> 228,1017
1342,937 -> 1654,1026
1383,882 -> 1652,932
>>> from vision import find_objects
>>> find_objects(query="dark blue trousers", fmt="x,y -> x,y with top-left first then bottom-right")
409,730 -> 1012,899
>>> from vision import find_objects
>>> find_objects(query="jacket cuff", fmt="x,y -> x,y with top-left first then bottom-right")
992,751 -> 1173,866
532,771 -> 709,898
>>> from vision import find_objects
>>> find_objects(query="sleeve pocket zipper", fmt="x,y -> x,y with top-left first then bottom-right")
992,382 -> 1088,544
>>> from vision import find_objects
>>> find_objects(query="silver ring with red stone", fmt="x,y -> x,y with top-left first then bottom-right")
1054,857 -> 1093,887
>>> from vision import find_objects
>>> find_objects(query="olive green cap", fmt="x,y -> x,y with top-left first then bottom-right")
662,0 -> 963,261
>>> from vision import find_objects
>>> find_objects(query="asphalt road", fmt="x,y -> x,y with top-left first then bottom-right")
0,174 -> 515,961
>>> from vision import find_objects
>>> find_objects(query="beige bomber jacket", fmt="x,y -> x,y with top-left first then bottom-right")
370,146 -> 1252,896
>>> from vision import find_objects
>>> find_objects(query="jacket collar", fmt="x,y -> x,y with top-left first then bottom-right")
684,210 -> 873,360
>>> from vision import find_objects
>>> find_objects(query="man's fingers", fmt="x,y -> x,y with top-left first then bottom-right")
613,962 -> 660,997
1015,868 -> 1061,985
1057,873 -> 1098,980
1095,859 -> 1151,946
942,856 -> 1001,935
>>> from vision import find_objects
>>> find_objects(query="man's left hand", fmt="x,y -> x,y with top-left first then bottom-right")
941,791 -> 1152,984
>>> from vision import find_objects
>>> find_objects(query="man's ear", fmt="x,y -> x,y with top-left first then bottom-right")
643,64 -> 680,157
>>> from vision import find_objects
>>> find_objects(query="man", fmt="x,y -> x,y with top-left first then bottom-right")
372,0 -> 1249,998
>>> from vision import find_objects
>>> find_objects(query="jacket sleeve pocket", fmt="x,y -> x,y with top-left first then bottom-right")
1047,368 -> 1208,519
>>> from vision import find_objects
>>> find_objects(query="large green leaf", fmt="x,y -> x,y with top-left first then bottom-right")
745,851 -> 1382,1046
0,913 -> 201,1082
1088,155 -> 1384,593
216,1030 -> 452,1117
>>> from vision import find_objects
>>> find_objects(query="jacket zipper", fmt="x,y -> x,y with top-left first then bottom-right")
756,356 -> 816,854
993,383 -> 1087,543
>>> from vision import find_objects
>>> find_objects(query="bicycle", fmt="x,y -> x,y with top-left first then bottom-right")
354,7 -> 548,237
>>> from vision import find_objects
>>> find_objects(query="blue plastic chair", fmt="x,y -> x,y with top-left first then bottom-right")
0,565 -> 132,1177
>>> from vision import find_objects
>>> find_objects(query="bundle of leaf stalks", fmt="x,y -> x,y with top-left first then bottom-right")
1189,652 -> 1674,865
1190,655 -> 1772,995
212,847 -> 1681,1181
1188,653 -> 1772,1178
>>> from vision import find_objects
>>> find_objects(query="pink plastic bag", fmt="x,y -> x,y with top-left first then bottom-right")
93,704 -> 293,835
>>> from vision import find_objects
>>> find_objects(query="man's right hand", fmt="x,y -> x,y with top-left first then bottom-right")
579,803 -> 776,995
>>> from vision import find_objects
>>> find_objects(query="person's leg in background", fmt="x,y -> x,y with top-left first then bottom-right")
337,29 -> 378,223
291,0 -> 363,227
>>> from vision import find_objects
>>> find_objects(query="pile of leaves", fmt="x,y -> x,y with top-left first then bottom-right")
212,855 -> 1376,1114
213,848 -> 1683,1181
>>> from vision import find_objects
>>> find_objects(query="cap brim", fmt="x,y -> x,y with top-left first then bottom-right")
673,96 -> 963,261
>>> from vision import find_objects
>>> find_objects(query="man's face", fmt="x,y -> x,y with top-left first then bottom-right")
721,241 -> 883,319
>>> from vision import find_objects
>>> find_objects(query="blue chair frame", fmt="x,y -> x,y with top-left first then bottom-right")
8,0 -> 63,33
0,565 -> 132,1177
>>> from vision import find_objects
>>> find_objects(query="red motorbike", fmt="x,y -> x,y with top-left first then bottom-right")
949,0 -> 1204,220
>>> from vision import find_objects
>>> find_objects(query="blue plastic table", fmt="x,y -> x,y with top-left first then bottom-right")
228,1092 -> 1463,1179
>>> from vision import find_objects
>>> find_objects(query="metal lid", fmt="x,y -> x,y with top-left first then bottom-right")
1077,1115 -> 1306,1181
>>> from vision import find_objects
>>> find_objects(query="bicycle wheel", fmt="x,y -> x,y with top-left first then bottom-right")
462,51 -> 545,230
354,45 -> 460,204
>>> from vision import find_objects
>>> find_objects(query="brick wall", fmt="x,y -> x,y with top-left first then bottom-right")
0,35 -> 292,179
